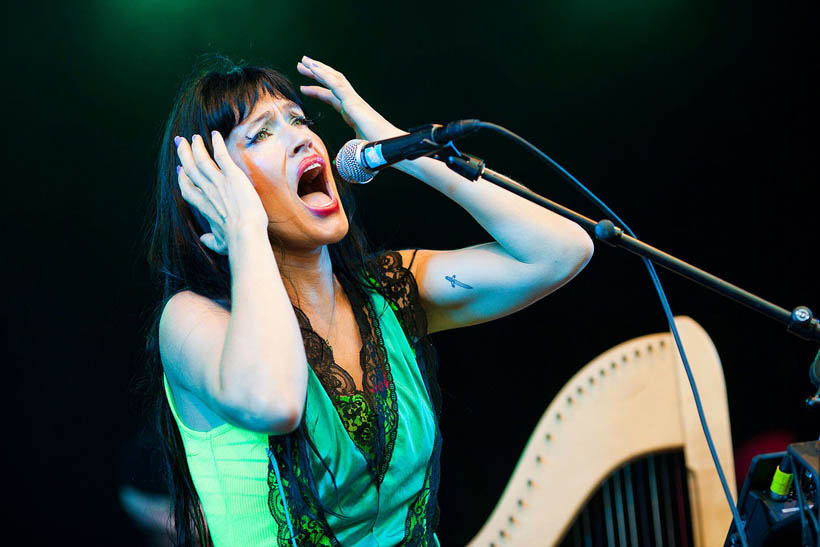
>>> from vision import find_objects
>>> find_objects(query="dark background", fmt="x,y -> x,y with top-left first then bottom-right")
8,1 -> 817,544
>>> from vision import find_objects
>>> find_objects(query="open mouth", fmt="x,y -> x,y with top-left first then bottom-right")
297,162 -> 334,208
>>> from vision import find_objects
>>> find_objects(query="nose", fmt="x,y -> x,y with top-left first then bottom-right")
287,126 -> 314,158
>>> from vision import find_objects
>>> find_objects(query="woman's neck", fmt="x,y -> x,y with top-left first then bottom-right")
275,244 -> 337,319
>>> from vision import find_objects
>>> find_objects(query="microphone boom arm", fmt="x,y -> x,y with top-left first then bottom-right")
436,151 -> 820,342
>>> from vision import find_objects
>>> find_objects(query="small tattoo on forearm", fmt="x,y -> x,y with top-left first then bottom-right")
445,274 -> 473,289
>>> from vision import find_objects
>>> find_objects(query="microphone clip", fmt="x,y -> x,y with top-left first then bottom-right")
434,145 -> 485,181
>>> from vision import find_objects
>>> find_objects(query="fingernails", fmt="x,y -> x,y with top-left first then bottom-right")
211,130 -> 218,138
176,165 -> 181,174
174,136 -> 181,146
192,134 -> 200,141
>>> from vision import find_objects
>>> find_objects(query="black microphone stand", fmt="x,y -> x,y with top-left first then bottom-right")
436,151 -> 820,343
432,147 -> 819,546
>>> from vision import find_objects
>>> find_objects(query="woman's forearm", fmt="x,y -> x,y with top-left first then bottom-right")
395,156 -> 593,267
217,227 -> 308,428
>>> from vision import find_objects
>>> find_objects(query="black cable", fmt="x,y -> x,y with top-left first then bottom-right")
792,462 -> 819,544
475,121 -> 750,546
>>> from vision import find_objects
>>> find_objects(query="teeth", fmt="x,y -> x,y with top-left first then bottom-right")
297,161 -> 326,197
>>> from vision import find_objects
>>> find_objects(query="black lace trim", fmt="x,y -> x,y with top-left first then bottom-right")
336,393 -> 377,461
293,306 -> 358,395
266,250 -> 442,545
403,429 -> 443,545
365,250 -> 428,342
366,251 -> 443,545
267,433 -> 340,546
355,278 -> 400,486
291,270 -> 399,485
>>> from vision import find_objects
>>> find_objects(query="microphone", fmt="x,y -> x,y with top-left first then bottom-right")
334,119 -> 481,184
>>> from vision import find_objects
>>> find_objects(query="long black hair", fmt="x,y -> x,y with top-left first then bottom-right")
143,55 -> 381,546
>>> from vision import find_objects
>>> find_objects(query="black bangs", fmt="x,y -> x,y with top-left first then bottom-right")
195,65 -> 305,139
147,53 -> 394,547
168,58 -> 317,238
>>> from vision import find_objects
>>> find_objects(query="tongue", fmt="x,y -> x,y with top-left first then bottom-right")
301,191 -> 332,207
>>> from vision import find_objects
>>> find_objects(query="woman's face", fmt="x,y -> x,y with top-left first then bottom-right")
225,93 -> 348,253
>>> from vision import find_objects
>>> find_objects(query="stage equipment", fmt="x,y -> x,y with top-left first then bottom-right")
334,120 -> 481,183
434,126 -> 819,343
423,120 -> 818,545
725,442 -> 818,546
467,317 -> 734,546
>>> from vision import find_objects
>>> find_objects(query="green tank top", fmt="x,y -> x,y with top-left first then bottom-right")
164,279 -> 440,546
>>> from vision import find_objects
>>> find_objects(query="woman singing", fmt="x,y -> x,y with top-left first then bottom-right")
145,54 -> 593,546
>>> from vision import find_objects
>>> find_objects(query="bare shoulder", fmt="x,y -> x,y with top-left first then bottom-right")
158,290 -> 230,392
158,289 -> 306,434
395,249 -> 422,276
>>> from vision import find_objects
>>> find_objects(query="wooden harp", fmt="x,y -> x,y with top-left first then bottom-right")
468,316 -> 736,546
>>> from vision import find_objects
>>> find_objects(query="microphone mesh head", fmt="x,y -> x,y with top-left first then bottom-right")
335,139 -> 375,184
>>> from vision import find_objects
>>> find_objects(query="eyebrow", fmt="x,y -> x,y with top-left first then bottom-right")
244,103 -> 303,133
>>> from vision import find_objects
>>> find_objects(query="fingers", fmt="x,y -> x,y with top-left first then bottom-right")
298,56 -> 355,101
173,131 -> 266,255
175,134 -> 229,213
297,56 -> 394,139
199,233 -> 228,255
176,167 -> 223,223
296,61 -> 316,79
189,134 -> 223,182
301,55 -> 339,76
176,134 -> 223,186
210,130 -> 240,174
298,56 -> 333,78
175,136 -> 213,191
299,85 -> 343,113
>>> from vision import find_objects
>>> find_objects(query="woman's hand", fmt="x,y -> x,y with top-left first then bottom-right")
175,131 -> 270,255
297,55 -> 406,142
